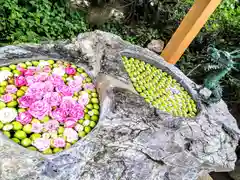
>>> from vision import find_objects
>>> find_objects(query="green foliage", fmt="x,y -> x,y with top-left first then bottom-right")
0,0 -> 88,44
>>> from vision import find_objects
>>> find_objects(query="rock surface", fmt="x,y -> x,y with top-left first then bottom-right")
147,39 -> 165,54
0,31 -> 239,180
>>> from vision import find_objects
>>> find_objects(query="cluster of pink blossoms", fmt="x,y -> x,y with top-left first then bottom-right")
10,62 -> 96,152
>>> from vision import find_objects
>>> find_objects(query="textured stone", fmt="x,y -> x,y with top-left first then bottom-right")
147,39 -> 165,54
0,31 -> 239,180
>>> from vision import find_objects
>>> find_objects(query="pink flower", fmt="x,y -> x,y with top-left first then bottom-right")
50,108 -> 67,123
74,75 -> 84,81
69,104 -> 84,120
16,111 -> 32,125
43,81 -> 54,93
44,120 -> 59,132
64,120 -> 77,128
53,138 -> 66,148
43,66 -> 51,73
32,123 -> 43,133
68,79 -> 82,92
83,83 -> 95,91
26,76 -> 38,86
6,85 -> 18,94
26,82 -> 45,99
60,97 -> 76,113
43,92 -> 62,107
35,72 -> 49,82
28,100 -> 51,120
15,76 -> 27,87
78,93 -> 89,106
24,69 -> 35,76
65,67 -> 76,75
63,128 -> 78,143
18,95 -> 35,108
56,85 -> 74,97
1,94 -> 13,103
32,138 -> 50,151
48,75 -> 65,87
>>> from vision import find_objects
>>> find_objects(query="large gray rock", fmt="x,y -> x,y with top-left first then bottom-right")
0,31 -> 239,180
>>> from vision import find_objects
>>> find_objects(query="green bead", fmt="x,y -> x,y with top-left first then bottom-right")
84,126 -> 91,133
7,101 -> 18,107
53,148 -> 63,153
91,115 -> 99,121
91,98 -> 99,104
23,124 -> 32,134
14,130 -> 27,140
3,131 -> 11,138
41,116 -> 50,123
47,60 -> 55,65
86,77 -> 92,83
89,121 -> 96,128
58,126 -> 64,134
18,63 -> 27,69
3,124 -> 13,131
13,70 -> 21,76
30,133 -> 41,141
43,148 -> 52,154
0,122 -> 3,129
27,146 -> 37,151
16,90 -> 25,97
9,64 -> 17,70
93,104 -> 99,110
32,61 -> 39,66
12,137 -> 20,144
0,87 -> 5,94
84,114 -> 90,120
78,131 -> 86,138
92,109 -> 99,115
1,67 -> 11,71
12,121 -> 23,130
0,101 -> 6,109
25,61 -> 32,66
0,81 -> 8,87
86,104 -> 93,109
78,119 -> 84,124
21,138 -> 32,147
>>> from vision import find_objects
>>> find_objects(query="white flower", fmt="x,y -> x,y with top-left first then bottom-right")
2,124 -> 13,131
64,128 -> 78,143
38,61 -> 50,67
0,70 -> 12,83
83,120 -> 90,126
88,111 -> 94,116
0,108 -> 17,124
52,67 -> 65,76
74,124 -> 84,132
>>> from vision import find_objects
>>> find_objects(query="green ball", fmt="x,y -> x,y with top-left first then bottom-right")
43,148 -> 52,154
30,133 -> 41,141
53,148 -> 63,153
0,81 -> 8,87
84,114 -> 90,120
12,138 -> 20,144
12,121 -> 23,130
0,102 -> 6,109
3,131 -> 11,138
0,122 -> 3,129
91,98 -> 99,104
91,115 -> 98,121
58,126 -> 64,134
2,124 -> 13,131
78,131 -> 86,138
14,130 -> 27,140
27,146 -> 37,151
23,124 -> 32,134
16,90 -> 25,97
93,104 -> 99,110
65,142 -> 71,149
9,64 -> 17,70
7,101 -> 18,107
84,126 -> 91,133
89,121 -> 96,128
86,104 -> 93,109
92,109 -> 99,115
21,138 -> 32,147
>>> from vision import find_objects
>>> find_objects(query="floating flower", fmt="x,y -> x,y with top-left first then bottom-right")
0,107 -> 18,124
15,76 -> 27,87
16,111 -> 32,125
43,92 -> 62,107
60,97 -> 76,113
56,85 -> 74,97
24,69 -> 35,76
32,138 -> 50,151
52,67 -> 65,77
43,81 -> 54,93
44,120 -> 59,132
28,100 -> 51,120
25,76 -> 37,86
35,72 -> 49,82
50,108 -> 67,123
68,79 -> 82,92
78,93 -> 89,106
26,82 -> 45,99
83,120 -> 90,126
65,67 -> 76,75
43,66 -> 51,73
32,123 -> 43,133
53,138 -> 66,148
0,70 -> 12,83
69,104 -> 84,120
48,75 -> 65,87
63,128 -> 78,143
64,119 -> 77,128
6,85 -> 18,94
1,94 -> 13,103
18,95 -> 35,108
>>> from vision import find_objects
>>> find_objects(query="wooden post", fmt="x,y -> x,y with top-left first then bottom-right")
161,0 -> 222,64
